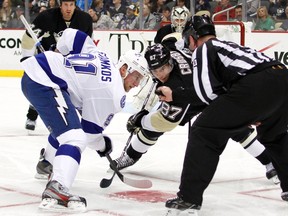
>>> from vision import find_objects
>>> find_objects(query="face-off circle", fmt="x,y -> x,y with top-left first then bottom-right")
109,190 -> 175,203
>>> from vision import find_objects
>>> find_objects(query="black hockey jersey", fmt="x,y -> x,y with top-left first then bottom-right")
30,7 -> 93,51
157,47 -> 206,126
154,24 -> 175,43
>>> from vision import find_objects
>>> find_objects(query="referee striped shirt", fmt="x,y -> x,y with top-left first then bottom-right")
192,38 -> 276,105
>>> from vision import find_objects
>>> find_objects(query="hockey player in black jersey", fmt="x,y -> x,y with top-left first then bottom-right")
156,15 -> 288,215
21,0 -> 93,132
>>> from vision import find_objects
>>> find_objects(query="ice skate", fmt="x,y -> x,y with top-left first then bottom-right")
111,152 -> 139,171
164,196 -> 200,216
25,118 -> 36,131
39,180 -> 86,212
35,148 -> 53,180
265,162 -> 280,184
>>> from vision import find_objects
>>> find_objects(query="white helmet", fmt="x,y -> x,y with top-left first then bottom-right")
171,7 -> 189,33
117,50 -> 149,77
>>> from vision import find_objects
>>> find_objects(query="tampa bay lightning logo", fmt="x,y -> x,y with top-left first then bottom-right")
120,95 -> 126,108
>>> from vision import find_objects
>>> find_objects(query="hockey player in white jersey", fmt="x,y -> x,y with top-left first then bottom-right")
20,28 -> 149,211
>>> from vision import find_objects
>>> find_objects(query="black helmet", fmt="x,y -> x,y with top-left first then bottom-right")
182,14 -> 216,43
182,16 -> 198,45
192,14 -> 216,38
144,44 -> 171,70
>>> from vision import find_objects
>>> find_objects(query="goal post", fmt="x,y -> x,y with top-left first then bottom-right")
214,21 -> 246,46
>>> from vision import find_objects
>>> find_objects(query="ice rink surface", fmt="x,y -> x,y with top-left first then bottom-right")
0,77 -> 287,216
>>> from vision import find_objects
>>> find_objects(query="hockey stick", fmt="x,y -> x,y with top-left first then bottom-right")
20,15 -> 45,53
104,153 -> 152,189
100,79 -> 157,188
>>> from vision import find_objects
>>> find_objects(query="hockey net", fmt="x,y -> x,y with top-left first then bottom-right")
214,21 -> 247,46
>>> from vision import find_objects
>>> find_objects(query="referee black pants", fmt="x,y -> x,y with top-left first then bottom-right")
178,67 -> 288,206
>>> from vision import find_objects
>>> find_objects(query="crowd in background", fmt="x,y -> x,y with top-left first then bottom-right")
0,0 -> 288,31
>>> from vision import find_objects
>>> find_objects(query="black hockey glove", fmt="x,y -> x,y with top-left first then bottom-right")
126,109 -> 149,133
49,43 -> 57,51
97,136 -> 113,157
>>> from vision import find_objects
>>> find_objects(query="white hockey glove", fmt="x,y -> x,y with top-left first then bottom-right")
96,136 -> 113,157
132,76 -> 159,112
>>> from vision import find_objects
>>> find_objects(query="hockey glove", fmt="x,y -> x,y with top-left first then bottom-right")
97,136 -> 113,157
49,43 -> 57,51
126,109 -> 149,133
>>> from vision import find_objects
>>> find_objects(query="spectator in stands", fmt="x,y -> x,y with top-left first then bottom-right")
28,0 -> 41,22
77,0 -> 93,10
244,0 -> 260,19
109,0 -> 126,23
116,4 -> 137,29
39,4 -> 48,13
0,0 -> 12,28
150,0 -> 165,23
48,0 -> 59,8
144,0 -> 152,8
90,0 -> 109,16
229,4 -> 254,32
213,0 -> 235,21
174,0 -> 190,15
233,4 -> 242,21
38,0 -> 48,12
195,0 -> 211,13
254,5 -> 275,30
88,7 -> 115,29
274,5 -> 288,30
268,0 -> 288,20
160,5 -> 172,26
6,4 -> 24,28
129,3 -> 157,30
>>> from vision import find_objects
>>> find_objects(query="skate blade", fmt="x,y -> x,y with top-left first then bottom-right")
164,209 -> 199,216
34,173 -> 49,180
271,175 -> 280,184
39,198 -> 86,213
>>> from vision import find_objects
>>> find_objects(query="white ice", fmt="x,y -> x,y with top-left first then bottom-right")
0,77 -> 287,216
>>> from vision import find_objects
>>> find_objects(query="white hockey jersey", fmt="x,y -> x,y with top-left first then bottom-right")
21,28 -> 126,149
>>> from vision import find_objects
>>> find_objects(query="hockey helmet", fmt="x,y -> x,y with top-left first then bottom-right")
144,44 -> 171,70
182,16 -> 198,45
192,14 -> 216,38
171,7 -> 189,33
117,50 -> 149,77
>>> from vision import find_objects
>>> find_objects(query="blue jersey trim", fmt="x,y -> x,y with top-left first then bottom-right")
81,119 -> 103,134
36,53 -> 68,91
71,31 -> 87,54
56,144 -> 81,164
48,134 -> 60,149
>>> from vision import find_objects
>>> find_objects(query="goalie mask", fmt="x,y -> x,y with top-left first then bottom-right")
144,44 -> 172,70
117,50 -> 149,78
171,7 -> 189,33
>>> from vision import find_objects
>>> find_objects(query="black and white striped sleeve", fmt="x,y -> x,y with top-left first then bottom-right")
192,43 -> 218,104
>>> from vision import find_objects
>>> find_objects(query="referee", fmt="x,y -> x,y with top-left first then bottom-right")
159,14 -> 288,215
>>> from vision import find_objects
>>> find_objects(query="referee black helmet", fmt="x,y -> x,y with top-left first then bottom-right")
182,14 -> 216,44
